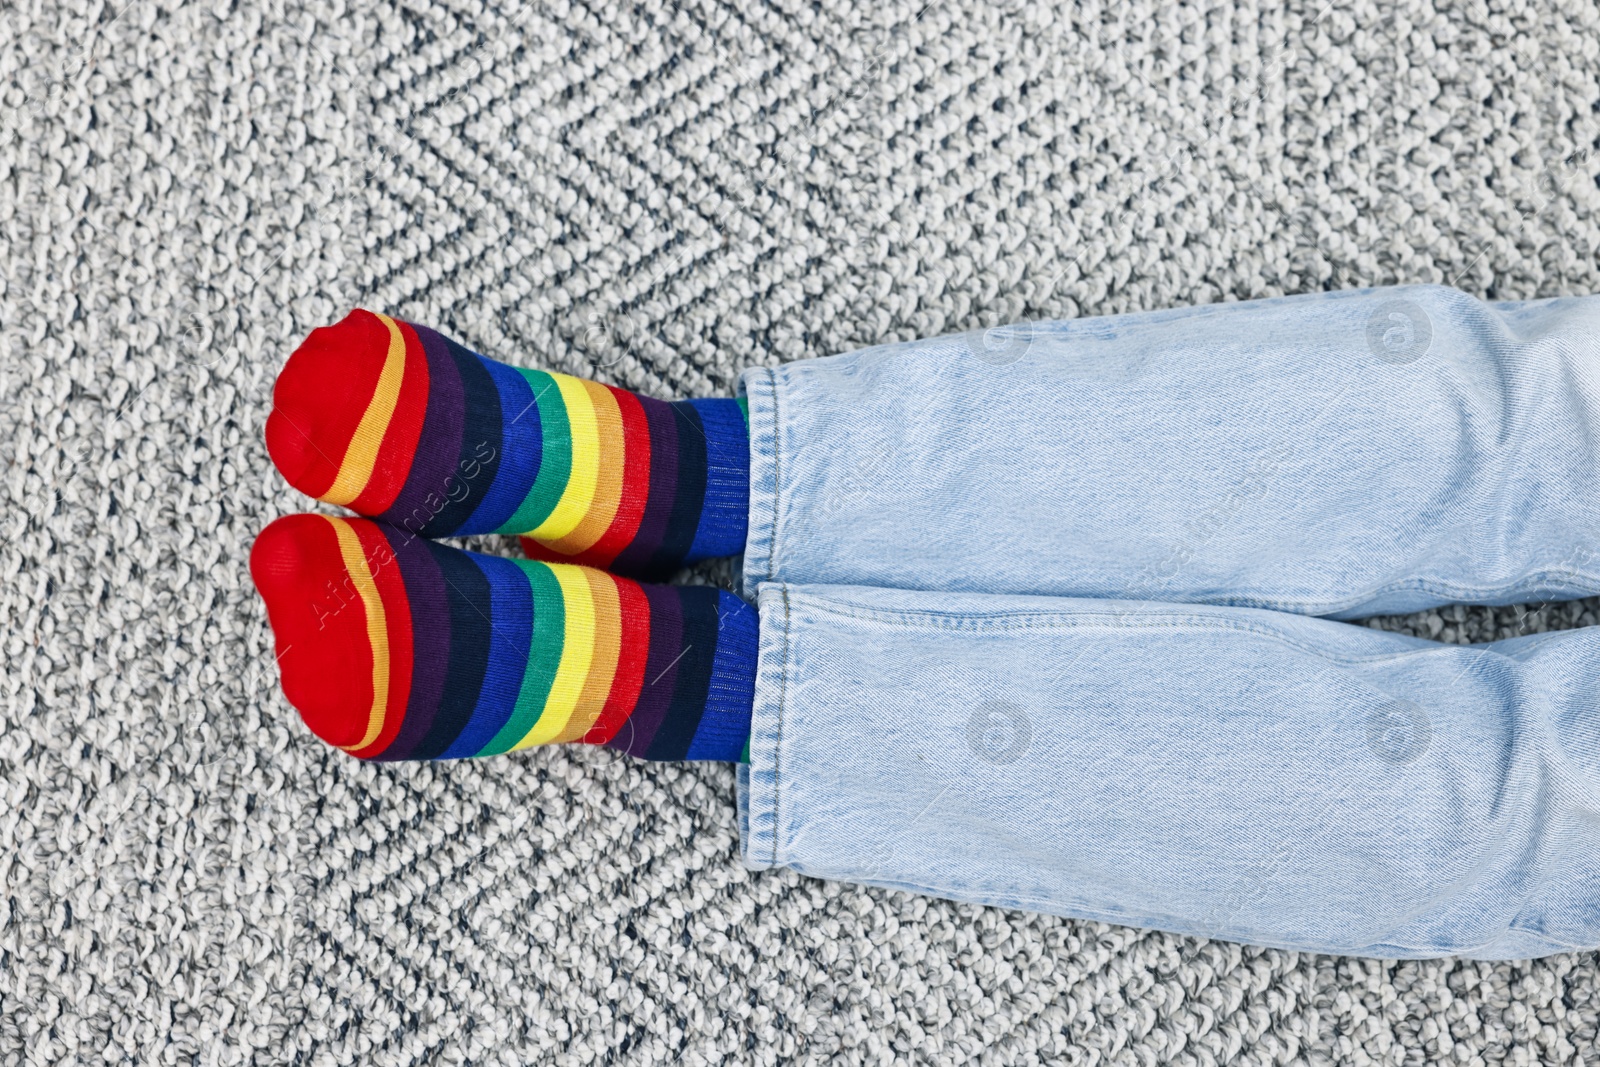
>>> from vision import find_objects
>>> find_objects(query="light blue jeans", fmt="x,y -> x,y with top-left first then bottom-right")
734,285 -> 1600,960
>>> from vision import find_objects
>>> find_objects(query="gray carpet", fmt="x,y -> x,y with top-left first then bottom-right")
4,0 -> 1600,1061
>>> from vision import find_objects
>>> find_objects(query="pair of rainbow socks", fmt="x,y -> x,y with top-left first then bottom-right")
251,310 -> 756,763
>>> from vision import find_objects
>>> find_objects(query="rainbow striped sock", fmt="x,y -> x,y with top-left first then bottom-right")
249,514 -> 758,762
265,310 -> 750,578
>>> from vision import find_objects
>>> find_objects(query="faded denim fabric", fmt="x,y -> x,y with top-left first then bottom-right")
735,285 -> 1600,959
741,285 -> 1600,618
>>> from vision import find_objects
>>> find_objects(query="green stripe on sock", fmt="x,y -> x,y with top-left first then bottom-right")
478,559 -> 566,755
498,369 -> 572,535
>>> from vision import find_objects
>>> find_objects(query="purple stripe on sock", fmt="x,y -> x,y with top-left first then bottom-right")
380,324 -> 466,538
608,584 -> 684,758
376,529 -> 451,761
609,395 -> 679,575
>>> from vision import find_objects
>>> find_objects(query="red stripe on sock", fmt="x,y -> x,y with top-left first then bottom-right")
350,319 -> 431,516
517,536 -> 566,566
581,386 -> 654,570
583,576 -> 652,745
266,310 -> 392,501
348,520 -> 414,759
249,514 -> 375,749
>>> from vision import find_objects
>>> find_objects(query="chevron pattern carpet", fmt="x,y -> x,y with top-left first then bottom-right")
4,0 -> 1600,1062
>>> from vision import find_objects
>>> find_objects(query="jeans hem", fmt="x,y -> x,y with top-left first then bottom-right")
736,582 -> 790,870
737,366 -> 780,591
775,862 -> 1587,959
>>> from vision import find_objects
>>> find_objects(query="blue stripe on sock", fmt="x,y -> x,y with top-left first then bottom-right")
439,552 -> 533,758
684,397 -> 750,561
684,590 -> 758,761
461,356 -> 544,535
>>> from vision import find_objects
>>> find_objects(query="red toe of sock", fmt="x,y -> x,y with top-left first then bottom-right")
249,513 -> 376,749
266,309 -> 393,500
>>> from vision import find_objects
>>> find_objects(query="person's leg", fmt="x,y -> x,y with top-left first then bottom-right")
265,311 -> 748,579
740,582 -> 1600,959
743,284 -> 1600,617
249,514 -> 757,762
249,510 -> 1600,957
268,286 -> 1600,613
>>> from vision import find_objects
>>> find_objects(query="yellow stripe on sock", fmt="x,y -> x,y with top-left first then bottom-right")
326,516 -> 390,751
322,312 -> 407,507
555,567 -> 622,743
546,380 -> 626,555
511,562 -> 595,749
528,372 -> 600,542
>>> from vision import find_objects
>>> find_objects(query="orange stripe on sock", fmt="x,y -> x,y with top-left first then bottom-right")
540,379 -> 626,556
584,576 -> 651,744
267,311 -> 392,502
350,319 -> 430,516
558,567 -> 624,742
325,516 -> 391,750
323,313 -> 408,507
348,520 -> 413,760
583,386 -> 653,569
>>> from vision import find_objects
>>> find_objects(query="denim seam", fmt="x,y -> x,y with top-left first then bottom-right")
766,366 -> 783,585
1387,925 -> 1593,957
804,866 -> 1584,958
793,867 -> 1367,956
784,593 -> 1481,670
1209,569 -> 1600,618
1492,627 -> 1588,657
771,583 -> 792,867
738,366 -> 777,592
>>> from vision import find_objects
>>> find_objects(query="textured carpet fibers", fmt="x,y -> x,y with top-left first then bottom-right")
4,0 -> 1600,1063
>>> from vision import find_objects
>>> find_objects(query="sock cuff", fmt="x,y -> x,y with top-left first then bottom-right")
684,589 -> 759,761
686,397 -> 752,562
